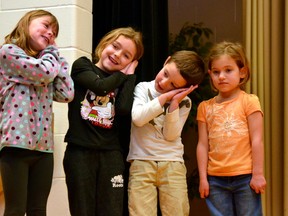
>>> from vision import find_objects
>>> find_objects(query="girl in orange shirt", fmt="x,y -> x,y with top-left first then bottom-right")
196,41 -> 266,216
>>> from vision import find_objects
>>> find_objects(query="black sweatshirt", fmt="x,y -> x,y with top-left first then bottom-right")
64,56 -> 136,151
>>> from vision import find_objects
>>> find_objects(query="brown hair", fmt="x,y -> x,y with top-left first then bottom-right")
166,50 -> 205,86
208,41 -> 250,90
94,27 -> 144,63
4,9 -> 59,57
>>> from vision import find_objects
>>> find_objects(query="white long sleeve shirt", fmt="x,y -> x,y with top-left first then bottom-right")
127,80 -> 192,162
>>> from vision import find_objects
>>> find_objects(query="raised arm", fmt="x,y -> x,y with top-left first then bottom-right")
53,57 -> 74,103
0,45 -> 63,86
71,57 -> 128,96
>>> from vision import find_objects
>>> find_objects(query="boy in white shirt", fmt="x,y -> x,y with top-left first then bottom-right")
127,50 -> 206,216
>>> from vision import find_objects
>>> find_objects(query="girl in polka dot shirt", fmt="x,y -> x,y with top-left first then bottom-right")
0,9 -> 74,215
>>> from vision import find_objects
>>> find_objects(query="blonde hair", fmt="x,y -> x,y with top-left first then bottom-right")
208,41 -> 250,91
94,27 -> 144,63
4,9 -> 59,57
166,50 -> 205,86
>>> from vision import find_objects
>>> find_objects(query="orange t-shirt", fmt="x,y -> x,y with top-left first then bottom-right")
197,91 -> 263,176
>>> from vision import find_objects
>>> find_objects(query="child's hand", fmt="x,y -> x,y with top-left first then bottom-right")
50,40 -> 57,47
168,85 -> 198,112
121,60 -> 138,75
171,85 -> 198,104
250,174 -> 266,194
199,179 -> 210,198
158,88 -> 185,106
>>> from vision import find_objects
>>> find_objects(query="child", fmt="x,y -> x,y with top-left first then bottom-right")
127,50 -> 206,216
0,9 -> 74,215
196,41 -> 266,216
63,27 -> 144,216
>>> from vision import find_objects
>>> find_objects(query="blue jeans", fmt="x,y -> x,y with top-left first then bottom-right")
206,174 -> 262,216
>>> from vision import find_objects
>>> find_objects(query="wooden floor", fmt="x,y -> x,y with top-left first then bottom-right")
190,198 -> 210,216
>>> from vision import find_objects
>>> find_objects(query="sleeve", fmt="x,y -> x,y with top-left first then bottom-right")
244,94 -> 263,117
197,101 -> 207,123
0,44 -> 63,86
132,82 -> 164,127
71,57 -> 128,96
114,74 -> 137,115
162,98 -> 191,141
52,57 -> 74,103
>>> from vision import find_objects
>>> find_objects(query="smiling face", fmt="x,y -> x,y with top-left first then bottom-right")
28,16 -> 57,51
209,54 -> 246,97
154,61 -> 187,93
96,35 -> 136,73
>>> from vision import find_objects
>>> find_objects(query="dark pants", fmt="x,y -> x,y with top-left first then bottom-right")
63,144 -> 125,216
0,147 -> 54,216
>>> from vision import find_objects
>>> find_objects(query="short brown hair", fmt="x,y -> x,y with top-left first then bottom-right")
4,9 -> 59,57
94,27 -> 144,63
166,50 -> 205,86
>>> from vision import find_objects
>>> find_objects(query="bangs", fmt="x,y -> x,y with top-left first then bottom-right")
48,16 -> 59,37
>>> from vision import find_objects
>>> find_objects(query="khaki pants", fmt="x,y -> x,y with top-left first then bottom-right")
128,160 -> 190,216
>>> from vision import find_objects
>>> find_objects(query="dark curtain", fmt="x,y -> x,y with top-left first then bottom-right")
92,1 -> 169,215
92,0 -> 169,82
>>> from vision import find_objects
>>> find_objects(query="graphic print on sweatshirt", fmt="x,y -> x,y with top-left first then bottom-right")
80,90 -> 115,128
